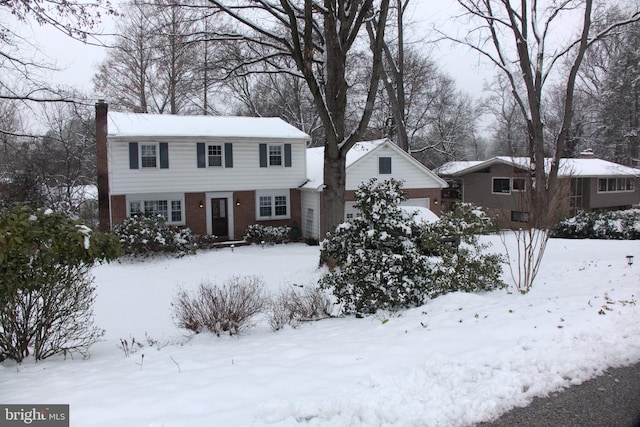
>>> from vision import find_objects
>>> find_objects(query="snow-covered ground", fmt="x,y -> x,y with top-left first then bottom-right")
1,234 -> 639,427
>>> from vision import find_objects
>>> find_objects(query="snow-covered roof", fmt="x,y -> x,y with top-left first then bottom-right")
107,112 -> 310,140
437,156 -> 640,178
304,139 -> 389,190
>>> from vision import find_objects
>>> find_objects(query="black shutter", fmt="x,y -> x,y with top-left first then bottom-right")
259,143 -> 267,167
129,142 -> 139,169
284,144 -> 292,167
197,143 -> 206,168
159,143 -> 169,169
225,143 -> 233,168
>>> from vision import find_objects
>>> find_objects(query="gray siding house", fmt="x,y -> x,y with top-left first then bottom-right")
437,152 -> 640,227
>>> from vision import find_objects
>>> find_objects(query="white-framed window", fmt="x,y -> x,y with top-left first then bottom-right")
492,177 -> 527,194
127,194 -> 184,224
140,143 -> 158,168
256,189 -> 290,220
379,156 -> 392,174
269,145 -> 283,166
208,145 -> 223,167
492,178 -> 511,194
597,177 -> 635,193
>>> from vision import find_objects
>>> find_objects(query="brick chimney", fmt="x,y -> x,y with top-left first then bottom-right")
95,100 -> 110,232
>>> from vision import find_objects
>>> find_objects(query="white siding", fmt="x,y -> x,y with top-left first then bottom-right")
108,139 -> 307,194
301,190 -> 321,240
345,145 -> 443,190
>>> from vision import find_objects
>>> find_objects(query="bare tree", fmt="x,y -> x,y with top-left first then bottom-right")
447,0 -> 640,291
1,0 -> 115,116
207,0 -> 391,234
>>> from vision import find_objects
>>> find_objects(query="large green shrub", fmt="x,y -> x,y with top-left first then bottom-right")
0,205 -> 121,362
319,182 -> 506,316
244,224 -> 293,244
113,214 -> 197,257
552,209 -> 640,239
420,203 -> 506,296
319,179 -> 433,315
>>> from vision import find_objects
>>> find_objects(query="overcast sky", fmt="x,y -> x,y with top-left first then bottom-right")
9,1 -> 494,106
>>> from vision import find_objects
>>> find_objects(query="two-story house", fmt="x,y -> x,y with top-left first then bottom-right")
96,101 -> 310,240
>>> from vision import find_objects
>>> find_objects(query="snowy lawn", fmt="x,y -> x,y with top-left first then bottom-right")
1,234 -> 640,426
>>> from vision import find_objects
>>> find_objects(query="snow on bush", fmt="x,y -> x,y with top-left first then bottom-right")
319,179 -> 435,315
420,203 -> 506,295
113,214 -> 197,257
319,181 -> 506,316
267,285 -> 334,331
244,224 -> 293,245
552,209 -> 640,240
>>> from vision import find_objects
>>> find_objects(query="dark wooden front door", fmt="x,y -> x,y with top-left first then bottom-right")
211,198 -> 229,238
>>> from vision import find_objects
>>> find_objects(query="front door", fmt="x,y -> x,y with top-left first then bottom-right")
211,198 -> 229,239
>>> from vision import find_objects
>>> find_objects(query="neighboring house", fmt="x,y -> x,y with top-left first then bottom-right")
95,101 -> 310,239
436,151 -> 640,227
301,139 -> 448,240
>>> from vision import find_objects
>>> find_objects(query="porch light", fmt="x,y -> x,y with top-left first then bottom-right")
626,255 -> 634,266
236,198 -> 241,206
198,201 -> 204,208
434,199 -> 439,205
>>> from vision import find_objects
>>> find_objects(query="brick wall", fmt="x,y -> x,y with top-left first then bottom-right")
185,192 -> 206,236
110,195 -> 126,227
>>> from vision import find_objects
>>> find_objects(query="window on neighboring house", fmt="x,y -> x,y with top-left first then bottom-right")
346,213 -> 354,220
512,178 -> 526,191
269,145 -> 282,166
208,145 -> 222,167
492,178 -> 511,194
140,144 -> 157,168
379,157 -> 392,174
598,177 -> 635,192
305,208 -> 314,233
257,190 -> 290,220
511,211 -> 530,223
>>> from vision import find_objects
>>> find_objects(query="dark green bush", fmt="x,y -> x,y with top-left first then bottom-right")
0,204 -> 121,362
552,209 -> 640,239
244,224 -> 292,244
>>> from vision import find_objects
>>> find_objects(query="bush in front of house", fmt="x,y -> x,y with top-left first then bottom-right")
0,204 -> 121,362
267,285 -> 334,331
419,203 -> 506,296
172,276 -> 266,336
113,214 -> 197,257
319,181 -> 506,316
319,178 -> 434,316
244,224 -> 292,244
551,209 -> 640,239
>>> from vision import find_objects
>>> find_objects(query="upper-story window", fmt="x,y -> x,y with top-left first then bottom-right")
197,143 -> 233,168
140,144 -> 157,168
379,157 -> 392,174
269,145 -> 283,166
598,177 -> 635,193
208,145 -> 223,167
259,143 -> 292,168
129,142 -> 169,169
492,178 -> 511,194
